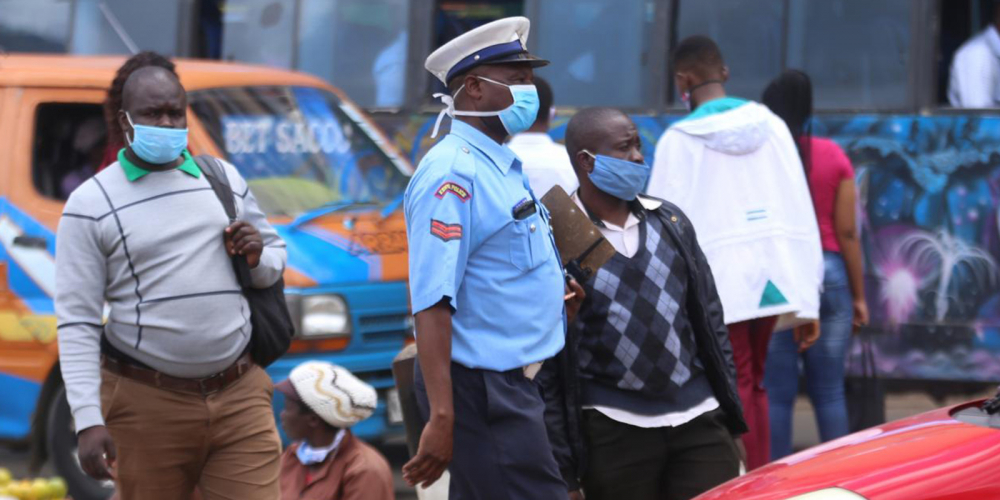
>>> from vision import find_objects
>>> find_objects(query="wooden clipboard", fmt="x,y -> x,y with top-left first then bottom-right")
540,186 -> 616,282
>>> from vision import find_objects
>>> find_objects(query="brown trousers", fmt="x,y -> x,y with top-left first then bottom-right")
100,364 -> 282,500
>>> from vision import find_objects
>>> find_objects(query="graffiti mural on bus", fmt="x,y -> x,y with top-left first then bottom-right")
820,115 -> 1000,382
375,112 -> 1000,382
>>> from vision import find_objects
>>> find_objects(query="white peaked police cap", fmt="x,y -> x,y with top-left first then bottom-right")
424,16 -> 549,85
276,361 -> 377,428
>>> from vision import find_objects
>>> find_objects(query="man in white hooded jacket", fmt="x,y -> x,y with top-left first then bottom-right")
647,35 -> 822,471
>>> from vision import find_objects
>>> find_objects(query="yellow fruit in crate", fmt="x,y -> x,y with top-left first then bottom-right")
0,468 -> 11,486
8,480 -> 30,499
28,478 -> 50,500
46,478 -> 66,500
1,483 -> 17,499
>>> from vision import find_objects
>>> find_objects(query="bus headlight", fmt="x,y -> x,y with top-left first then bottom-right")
301,295 -> 351,337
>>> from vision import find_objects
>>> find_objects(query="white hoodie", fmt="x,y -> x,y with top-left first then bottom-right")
647,98 -> 822,326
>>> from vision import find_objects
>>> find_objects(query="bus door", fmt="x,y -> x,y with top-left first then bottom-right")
0,87 -> 106,439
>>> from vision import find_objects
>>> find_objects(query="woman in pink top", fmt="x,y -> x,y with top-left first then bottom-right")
761,70 -> 869,459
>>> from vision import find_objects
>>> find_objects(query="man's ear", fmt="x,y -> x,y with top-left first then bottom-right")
674,72 -> 689,95
577,151 -> 595,174
117,110 -> 131,142
463,73 -> 483,101
721,66 -> 730,83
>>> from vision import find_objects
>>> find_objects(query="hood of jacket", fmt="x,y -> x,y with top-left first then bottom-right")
670,98 -> 776,156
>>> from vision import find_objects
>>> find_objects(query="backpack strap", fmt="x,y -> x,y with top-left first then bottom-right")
193,155 -> 253,288
194,155 -> 237,222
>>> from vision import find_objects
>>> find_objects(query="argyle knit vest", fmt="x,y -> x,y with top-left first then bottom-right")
575,212 -> 712,415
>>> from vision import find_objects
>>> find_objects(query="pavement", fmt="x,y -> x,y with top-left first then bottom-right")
1,391 -> 994,499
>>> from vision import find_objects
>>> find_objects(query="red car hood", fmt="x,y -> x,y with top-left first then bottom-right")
696,400 -> 1000,499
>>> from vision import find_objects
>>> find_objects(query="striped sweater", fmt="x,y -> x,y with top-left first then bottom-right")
55,155 -> 286,432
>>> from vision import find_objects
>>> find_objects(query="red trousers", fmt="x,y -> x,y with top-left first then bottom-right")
728,316 -> 778,471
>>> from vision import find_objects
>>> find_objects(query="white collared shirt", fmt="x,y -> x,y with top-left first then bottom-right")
508,132 -> 579,198
570,192 -> 660,257
949,25 -> 1000,108
571,191 -> 720,428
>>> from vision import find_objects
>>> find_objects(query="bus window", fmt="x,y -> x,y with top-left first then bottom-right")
0,0 -> 71,53
426,0 -> 524,99
939,2 -> 978,105
188,85 -> 411,217
222,0 -> 296,69
32,104 -> 106,200
530,0 -> 659,108
785,0 -> 912,109
434,1 -> 523,49
297,0 -> 410,109
938,0 -> 998,108
675,0 -> 783,103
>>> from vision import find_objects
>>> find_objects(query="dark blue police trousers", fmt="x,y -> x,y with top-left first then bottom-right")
415,359 -> 569,500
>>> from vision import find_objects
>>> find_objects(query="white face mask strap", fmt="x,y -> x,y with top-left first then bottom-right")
475,76 -> 509,88
430,88 -> 458,139
582,150 -> 596,159
430,80 -> 506,138
123,111 -> 135,146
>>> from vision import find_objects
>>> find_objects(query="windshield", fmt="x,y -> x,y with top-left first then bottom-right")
188,85 -> 411,217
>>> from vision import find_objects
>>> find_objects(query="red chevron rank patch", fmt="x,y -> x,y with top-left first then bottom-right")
435,182 -> 471,202
431,220 -> 463,241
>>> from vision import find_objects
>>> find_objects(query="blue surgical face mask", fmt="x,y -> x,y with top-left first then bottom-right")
584,150 -> 651,201
430,76 -> 540,138
124,112 -> 188,165
295,429 -> 345,465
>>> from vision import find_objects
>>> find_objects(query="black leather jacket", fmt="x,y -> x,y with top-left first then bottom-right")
537,198 -> 747,491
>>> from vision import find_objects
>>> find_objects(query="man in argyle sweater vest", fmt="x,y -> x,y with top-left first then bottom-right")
539,108 -> 745,500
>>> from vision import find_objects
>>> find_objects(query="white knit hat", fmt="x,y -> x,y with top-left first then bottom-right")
277,361 -> 377,428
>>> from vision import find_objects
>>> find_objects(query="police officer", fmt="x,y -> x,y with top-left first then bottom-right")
402,16 -> 584,499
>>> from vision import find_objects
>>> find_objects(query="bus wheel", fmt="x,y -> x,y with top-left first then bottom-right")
46,385 -> 114,500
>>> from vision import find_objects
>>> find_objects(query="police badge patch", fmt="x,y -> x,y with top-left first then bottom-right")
435,182 -> 471,202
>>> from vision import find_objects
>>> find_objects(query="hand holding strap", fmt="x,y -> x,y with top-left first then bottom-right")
193,155 -> 253,288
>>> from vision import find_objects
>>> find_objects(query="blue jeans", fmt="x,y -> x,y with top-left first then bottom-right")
765,251 -> 853,460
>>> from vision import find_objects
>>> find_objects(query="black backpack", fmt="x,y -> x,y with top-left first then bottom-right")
194,155 -> 295,367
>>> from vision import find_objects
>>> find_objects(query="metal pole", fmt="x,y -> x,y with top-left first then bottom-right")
99,1 -> 140,55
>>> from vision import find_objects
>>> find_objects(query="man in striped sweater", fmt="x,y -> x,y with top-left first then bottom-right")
55,66 -> 286,499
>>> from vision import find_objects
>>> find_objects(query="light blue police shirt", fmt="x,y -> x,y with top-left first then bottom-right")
404,120 -> 566,371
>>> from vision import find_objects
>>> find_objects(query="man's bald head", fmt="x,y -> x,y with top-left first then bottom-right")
116,65 -> 188,147
121,66 -> 185,111
565,107 -> 629,170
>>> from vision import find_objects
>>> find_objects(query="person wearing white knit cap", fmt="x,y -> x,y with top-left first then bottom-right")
276,361 -> 394,500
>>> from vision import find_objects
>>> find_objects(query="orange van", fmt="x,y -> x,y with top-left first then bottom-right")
0,54 -> 413,499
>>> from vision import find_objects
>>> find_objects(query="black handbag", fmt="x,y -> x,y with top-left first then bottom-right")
845,332 -> 886,432
194,155 -> 295,368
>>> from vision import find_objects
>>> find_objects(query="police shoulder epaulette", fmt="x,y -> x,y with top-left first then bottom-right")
449,143 -> 477,180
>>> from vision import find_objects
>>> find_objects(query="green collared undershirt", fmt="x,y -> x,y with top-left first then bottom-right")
118,148 -> 201,182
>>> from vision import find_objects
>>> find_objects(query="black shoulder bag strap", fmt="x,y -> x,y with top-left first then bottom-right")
193,154 -> 295,367
194,155 -> 253,288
